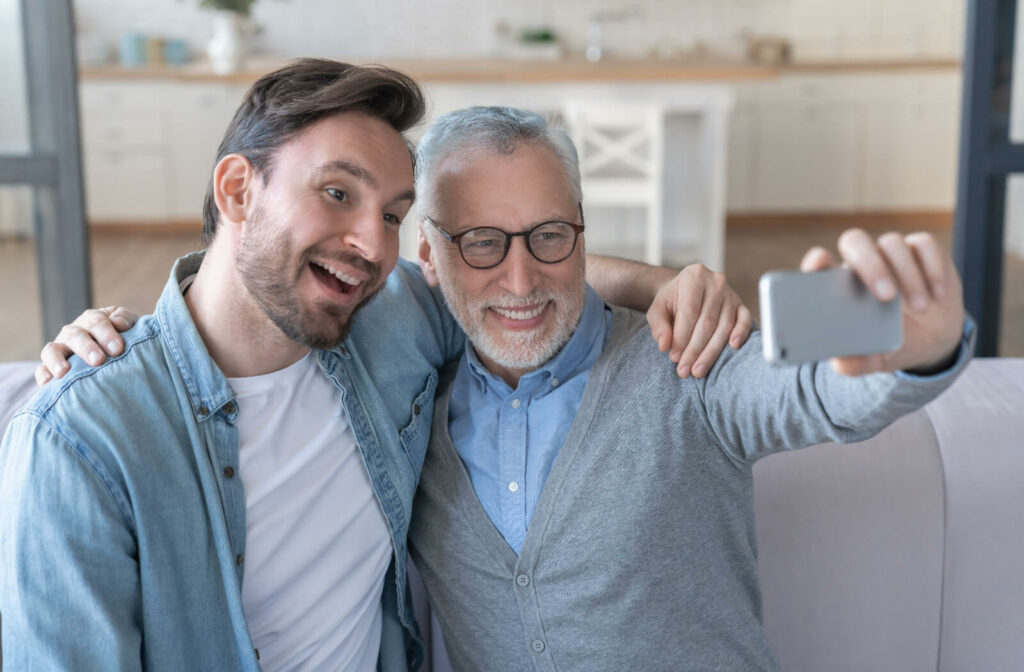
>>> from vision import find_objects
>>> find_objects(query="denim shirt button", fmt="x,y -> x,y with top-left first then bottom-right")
236,554 -> 243,566
413,403 -> 421,416
198,404 -> 209,416
224,401 -> 236,414
224,466 -> 235,479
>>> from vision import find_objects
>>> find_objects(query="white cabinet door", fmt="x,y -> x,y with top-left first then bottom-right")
84,150 -> 171,221
752,102 -> 863,211
863,76 -> 961,209
167,83 -> 248,219
81,82 -> 172,222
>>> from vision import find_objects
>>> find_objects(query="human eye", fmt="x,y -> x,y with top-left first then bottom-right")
534,223 -> 571,241
325,187 -> 348,203
383,212 -> 403,226
463,229 -> 503,249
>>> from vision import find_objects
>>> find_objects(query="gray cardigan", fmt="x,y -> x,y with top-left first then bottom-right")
409,307 -> 969,672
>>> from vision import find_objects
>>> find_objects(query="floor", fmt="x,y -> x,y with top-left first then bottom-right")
2,223 -> 1022,362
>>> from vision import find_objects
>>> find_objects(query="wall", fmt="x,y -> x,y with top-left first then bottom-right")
72,0 -> 965,64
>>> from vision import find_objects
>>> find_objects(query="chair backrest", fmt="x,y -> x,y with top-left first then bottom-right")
564,102 -> 664,188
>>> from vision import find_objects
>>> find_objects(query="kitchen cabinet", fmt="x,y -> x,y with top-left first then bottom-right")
80,83 -> 172,221
863,75 -> 961,209
80,81 -> 245,223
78,64 -> 963,264
167,83 -> 248,218
755,101 -> 863,211
725,70 -> 961,213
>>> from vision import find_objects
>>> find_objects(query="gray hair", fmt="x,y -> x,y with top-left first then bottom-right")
414,106 -> 582,219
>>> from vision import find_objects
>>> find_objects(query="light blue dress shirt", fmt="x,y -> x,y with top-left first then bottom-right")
448,286 -> 611,553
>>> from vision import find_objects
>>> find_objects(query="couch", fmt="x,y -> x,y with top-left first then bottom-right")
2,358 -> 1022,671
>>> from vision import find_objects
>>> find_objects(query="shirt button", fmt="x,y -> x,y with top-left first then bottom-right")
531,639 -> 546,653
551,377 -> 560,388
413,403 -> 421,416
224,466 -> 235,479
508,481 -> 519,493
510,399 -> 521,409
224,401 -> 237,414
236,554 -> 244,566
516,574 -> 530,587
198,404 -> 209,416
339,345 -> 349,356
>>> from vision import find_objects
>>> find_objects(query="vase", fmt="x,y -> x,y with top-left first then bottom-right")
207,10 -> 245,75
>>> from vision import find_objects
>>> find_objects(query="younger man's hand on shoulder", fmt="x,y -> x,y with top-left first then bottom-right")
647,264 -> 754,379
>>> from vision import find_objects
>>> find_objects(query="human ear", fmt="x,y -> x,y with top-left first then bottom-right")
417,220 -> 440,287
212,153 -> 254,229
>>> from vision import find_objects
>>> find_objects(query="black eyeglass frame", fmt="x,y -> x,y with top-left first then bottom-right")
425,203 -> 586,270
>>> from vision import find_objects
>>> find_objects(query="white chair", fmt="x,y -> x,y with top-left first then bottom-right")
564,102 -> 665,265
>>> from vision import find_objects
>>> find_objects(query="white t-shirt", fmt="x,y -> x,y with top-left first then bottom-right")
229,352 -> 392,671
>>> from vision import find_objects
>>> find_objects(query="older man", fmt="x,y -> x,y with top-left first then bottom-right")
407,106 -> 973,671
6,64 -> 749,671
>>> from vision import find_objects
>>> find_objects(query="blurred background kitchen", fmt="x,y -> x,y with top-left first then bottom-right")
2,0 -> 1022,360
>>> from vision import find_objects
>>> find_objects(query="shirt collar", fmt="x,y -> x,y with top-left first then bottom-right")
464,284 -> 609,398
155,251 -> 238,423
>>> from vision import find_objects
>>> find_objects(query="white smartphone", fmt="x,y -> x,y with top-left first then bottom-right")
759,267 -> 903,365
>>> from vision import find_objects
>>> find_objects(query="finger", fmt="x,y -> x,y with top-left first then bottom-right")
800,246 -> 836,272
691,309 -> 737,378
877,232 -> 929,312
108,307 -> 139,332
646,301 -> 674,353
905,232 -> 948,299
34,363 -> 53,386
837,228 -> 898,301
676,291 -> 724,377
668,288 -> 702,365
730,304 -> 754,348
56,324 -> 107,367
40,341 -> 74,379
82,314 -> 128,356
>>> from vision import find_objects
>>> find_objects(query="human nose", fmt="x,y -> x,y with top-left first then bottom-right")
499,235 -> 541,296
342,207 -> 389,263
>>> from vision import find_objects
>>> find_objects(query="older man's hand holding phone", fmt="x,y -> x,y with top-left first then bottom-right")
760,229 -> 965,376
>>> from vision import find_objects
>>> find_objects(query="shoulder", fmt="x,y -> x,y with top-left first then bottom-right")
12,314 -> 179,464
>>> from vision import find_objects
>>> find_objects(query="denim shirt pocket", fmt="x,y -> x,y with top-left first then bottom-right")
398,369 -> 438,472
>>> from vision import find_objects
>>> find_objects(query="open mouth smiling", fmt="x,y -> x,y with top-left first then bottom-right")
309,260 -> 366,296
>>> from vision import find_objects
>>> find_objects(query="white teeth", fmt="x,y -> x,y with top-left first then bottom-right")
313,261 -> 362,287
492,303 -> 546,320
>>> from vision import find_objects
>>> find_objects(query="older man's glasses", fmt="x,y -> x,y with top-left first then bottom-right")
426,206 -> 585,270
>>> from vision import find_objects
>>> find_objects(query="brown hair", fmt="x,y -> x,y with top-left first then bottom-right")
200,58 -> 425,245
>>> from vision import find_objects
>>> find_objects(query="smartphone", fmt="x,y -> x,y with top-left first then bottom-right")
759,267 -> 903,365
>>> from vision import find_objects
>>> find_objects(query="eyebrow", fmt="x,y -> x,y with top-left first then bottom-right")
315,159 -> 415,206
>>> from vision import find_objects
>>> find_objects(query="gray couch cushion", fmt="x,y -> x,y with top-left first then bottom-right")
929,359 -> 1024,672
0,361 -> 37,432
754,408 -> 946,672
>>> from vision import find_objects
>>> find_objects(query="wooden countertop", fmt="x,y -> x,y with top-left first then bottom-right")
79,57 -> 962,84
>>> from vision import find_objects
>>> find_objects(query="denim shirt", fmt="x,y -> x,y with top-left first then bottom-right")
0,252 -> 462,672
